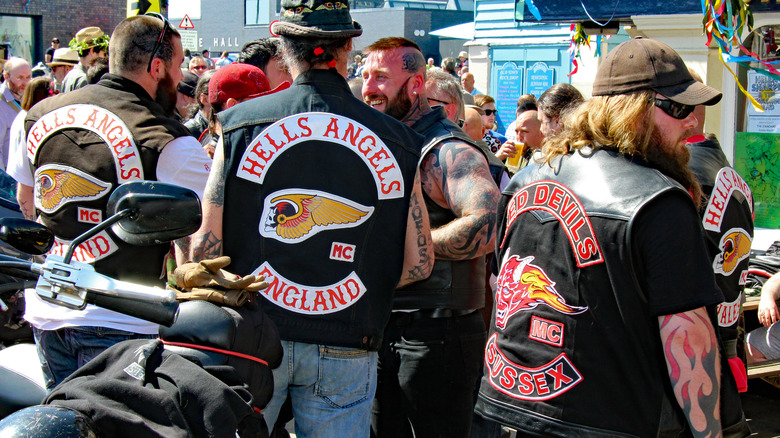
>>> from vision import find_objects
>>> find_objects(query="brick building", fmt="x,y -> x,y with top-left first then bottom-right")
0,0 -> 125,64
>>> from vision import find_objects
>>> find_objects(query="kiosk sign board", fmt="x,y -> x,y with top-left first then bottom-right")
494,62 -> 523,134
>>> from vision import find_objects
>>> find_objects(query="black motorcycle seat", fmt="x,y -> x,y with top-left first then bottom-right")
0,343 -> 47,418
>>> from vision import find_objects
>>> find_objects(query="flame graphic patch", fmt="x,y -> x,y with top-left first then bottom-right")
34,165 -> 112,214
713,227 -> 752,276
260,189 -> 373,243
495,254 -> 587,330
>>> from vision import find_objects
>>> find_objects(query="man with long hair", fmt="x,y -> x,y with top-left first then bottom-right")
189,0 -> 433,435
477,38 -> 728,436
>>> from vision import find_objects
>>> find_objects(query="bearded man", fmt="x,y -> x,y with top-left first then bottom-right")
21,14 -> 211,390
476,38 -> 729,437
0,58 -> 31,170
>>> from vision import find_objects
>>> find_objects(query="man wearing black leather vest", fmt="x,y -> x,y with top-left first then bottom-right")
361,37 -> 500,437
477,38 -> 728,437
686,69 -> 753,436
20,15 -> 212,390
189,2 -> 433,435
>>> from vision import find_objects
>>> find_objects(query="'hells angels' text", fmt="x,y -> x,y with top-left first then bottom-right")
237,112 -> 404,200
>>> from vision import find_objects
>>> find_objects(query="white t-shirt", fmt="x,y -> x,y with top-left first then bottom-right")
7,110 -> 31,186
21,134 -> 211,333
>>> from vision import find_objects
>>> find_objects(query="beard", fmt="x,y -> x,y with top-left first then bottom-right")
155,68 -> 178,117
645,125 -> 703,208
376,80 -> 413,121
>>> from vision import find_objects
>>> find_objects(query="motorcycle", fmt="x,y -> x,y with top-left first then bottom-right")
0,181 -> 281,437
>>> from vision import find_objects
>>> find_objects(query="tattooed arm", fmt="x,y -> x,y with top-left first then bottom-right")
659,307 -> 722,438
187,138 -> 226,262
420,140 -> 499,261
397,170 -> 433,288
16,183 -> 34,220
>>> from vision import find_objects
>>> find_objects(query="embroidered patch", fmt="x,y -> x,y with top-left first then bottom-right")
495,254 -> 587,330
502,181 -> 603,267
123,362 -> 145,381
717,292 -> 742,327
34,164 -> 111,214
713,227 -> 752,276
47,230 -> 119,263
260,189 -> 373,243
529,315 -> 564,347
28,104 -> 144,183
702,167 -> 753,232
252,262 -> 367,314
485,334 -> 582,401
236,112 -> 404,200
77,206 -> 103,224
329,241 -> 356,262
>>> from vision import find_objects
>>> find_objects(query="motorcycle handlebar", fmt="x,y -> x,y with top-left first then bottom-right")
87,293 -> 179,327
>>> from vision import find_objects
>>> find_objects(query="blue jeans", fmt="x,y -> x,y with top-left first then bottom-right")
263,340 -> 378,438
32,326 -> 156,390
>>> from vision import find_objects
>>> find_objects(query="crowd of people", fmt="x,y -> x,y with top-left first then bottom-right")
0,1 -> 776,437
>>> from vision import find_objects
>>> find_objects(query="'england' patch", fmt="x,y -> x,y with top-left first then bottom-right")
260,189 -> 373,243
485,334 -> 582,401
252,262 -> 367,314
46,230 -> 119,264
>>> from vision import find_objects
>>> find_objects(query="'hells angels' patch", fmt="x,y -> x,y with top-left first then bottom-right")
702,167 -> 753,232
28,104 -> 144,183
502,181 -> 602,267
260,189 -> 373,243
236,112 -> 404,200
251,262 -> 367,315
34,164 -> 111,214
485,334 -> 583,401
713,227 -> 752,277
495,254 -> 587,330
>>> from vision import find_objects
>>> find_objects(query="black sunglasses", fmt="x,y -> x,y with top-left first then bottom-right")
484,109 -> 498,116
653,98 -> 695,120
145,12 -> 174,73
427,97 -> 451,106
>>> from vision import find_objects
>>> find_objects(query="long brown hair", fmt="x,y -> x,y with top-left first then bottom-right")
541,90 -> 654,164
21,77 -> 56,111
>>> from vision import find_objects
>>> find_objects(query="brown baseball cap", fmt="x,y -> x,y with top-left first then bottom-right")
592,38 -> 722,106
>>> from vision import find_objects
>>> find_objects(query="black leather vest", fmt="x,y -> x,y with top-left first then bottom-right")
394,108 -> 494,310
476,148 -> 694,436
219,69 -> 423,350
687,137 -> 754,337
24,74 -> 190,285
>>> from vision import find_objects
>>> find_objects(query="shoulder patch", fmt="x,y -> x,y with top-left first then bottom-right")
702,167 -> 753,232
34,164 -> 111,214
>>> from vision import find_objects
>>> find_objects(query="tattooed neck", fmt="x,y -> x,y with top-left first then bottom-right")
401,95 -> 432,127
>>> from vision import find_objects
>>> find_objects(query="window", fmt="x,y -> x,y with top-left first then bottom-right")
246,0 -> 275,25
0,15 -> 35,63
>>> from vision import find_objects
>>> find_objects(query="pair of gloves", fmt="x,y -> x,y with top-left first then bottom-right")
171,256 -> 268,307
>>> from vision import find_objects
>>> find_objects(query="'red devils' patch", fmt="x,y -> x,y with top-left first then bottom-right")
502,181 -> 602,267
485,334 -> 582,401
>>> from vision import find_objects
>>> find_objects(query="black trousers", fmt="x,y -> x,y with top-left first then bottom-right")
372,310 -> 487,438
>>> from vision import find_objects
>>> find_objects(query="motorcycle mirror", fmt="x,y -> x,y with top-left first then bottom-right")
0,218 -> 54,255
106,181 -> 202,246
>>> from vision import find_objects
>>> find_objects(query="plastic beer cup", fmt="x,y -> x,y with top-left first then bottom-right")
505,142 -> 525,173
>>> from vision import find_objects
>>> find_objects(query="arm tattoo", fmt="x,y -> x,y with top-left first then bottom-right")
19,198 -> 34,221
403,189 -> 431,282
425,142 -> 499,260
659,308 -> 721,437
190,231 -> 222,261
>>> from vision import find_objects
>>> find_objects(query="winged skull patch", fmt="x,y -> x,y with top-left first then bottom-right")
34,164 -> 112,214
260,189 -> 374,243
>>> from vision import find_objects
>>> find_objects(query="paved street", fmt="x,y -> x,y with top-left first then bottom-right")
743,378 -> 780,437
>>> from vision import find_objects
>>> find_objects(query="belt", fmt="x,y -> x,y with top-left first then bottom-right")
407,308 -> 477,320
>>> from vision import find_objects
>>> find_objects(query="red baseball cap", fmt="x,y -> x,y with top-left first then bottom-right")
208,63 -> 289,105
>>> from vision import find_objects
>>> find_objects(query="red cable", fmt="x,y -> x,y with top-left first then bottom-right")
160,339 -> 269,366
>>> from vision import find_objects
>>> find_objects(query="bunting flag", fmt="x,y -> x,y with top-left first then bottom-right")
568,24 -> 590,77
702,0 -> 779,111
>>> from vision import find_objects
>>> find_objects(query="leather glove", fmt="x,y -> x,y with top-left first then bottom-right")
175,287 -> 252,307
174,256 -> 268,291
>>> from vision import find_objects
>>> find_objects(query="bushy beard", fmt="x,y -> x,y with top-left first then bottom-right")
384,80 -> 413,121
645,125 -> 704,208
155,69 -> 178,117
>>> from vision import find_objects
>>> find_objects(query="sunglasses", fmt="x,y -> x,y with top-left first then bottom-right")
653,98 -> 695,120
145,12 -> 175,73
483,109 -> 497,116
427,97 -> 451,106
192,65 -> 208,70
